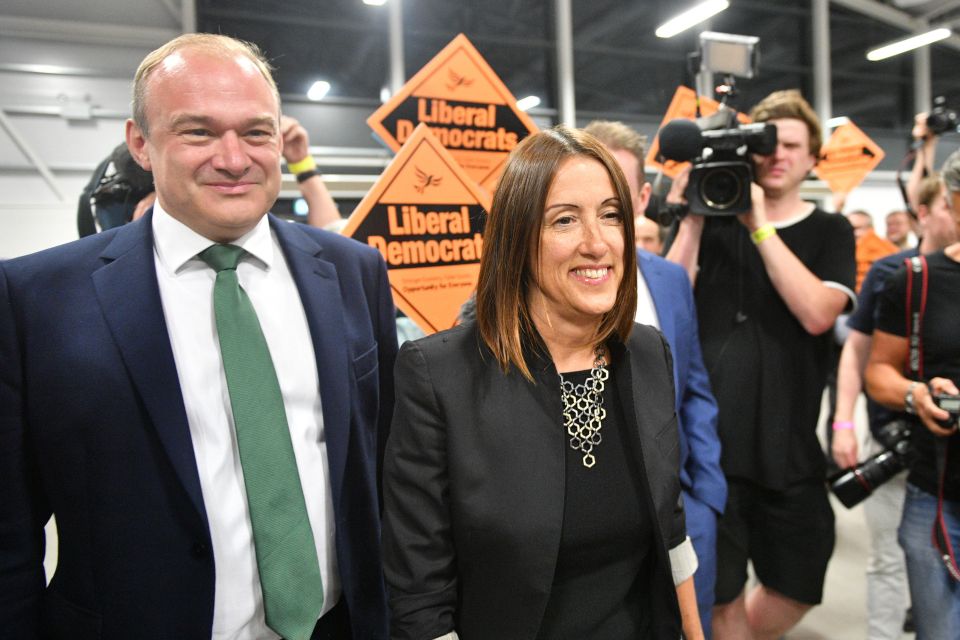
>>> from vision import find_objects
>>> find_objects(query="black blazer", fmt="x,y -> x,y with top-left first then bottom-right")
382,322 -> 684,640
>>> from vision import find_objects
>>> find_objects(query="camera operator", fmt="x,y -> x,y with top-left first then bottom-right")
665,89 -> 856,640
865,149 -> 960,640
831,175 -> 956,639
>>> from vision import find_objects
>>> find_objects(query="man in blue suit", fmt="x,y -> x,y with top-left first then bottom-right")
0,34 -> 396,639
586,121 -> 727,637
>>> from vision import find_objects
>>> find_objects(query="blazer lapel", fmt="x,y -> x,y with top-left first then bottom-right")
637,251 -> 677,348
91,214 -> 207,526
272,218 -> 350,508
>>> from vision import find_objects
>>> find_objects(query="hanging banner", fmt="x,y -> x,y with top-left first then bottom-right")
815,121 -> 885,194
646,85 -> 750,178
343,123 -> 491,334
367,33 -> 538,193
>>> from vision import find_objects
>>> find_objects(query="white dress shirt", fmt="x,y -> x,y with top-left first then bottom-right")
152,205 -> 339,639
634,266 -> 661,329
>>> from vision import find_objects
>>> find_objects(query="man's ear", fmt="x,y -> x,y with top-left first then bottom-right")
636,181 -> 652,214
125,119 -> 152,171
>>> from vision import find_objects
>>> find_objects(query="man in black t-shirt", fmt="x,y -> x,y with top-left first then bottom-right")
666,90 -> 856,639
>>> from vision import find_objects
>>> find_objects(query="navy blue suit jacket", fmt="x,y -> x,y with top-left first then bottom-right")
0,213 -> 397,639
638,249 -> 726,515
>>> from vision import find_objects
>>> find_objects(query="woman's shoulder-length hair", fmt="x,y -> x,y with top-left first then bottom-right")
475,124 -> 638,380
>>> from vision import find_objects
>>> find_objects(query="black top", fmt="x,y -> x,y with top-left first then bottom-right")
875,250 -> 960,500
695,209 -> 856,489
847,248 -> 919,436
536,369 -> 653,639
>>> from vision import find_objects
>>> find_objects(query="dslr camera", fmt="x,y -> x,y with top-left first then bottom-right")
658,110 -> 777,216
830,393 -> 960,509
927,96 -> 959,136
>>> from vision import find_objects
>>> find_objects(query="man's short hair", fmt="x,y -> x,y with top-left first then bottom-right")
846,210 -> 872,227
942,149 -> 960,194
132,33 -> 278,136
749,89 -> 822,160
583,120 -> 648,186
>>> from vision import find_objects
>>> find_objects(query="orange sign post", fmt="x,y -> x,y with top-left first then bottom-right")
343,123 -> 492,334
646,86 -> 750,178
367,33 -> 538,193
814,122 -> 885,194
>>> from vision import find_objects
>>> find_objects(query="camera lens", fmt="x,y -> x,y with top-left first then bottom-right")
700,167 -> 742,210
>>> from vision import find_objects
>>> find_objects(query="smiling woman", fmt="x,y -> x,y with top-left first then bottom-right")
382,125 -> 705,640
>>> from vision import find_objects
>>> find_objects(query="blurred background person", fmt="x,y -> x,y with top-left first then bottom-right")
884,209 -> 914,250
382,126 -> 703,639
635,215 -> 666,254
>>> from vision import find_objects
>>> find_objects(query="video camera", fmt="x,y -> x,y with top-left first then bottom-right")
648,32 -> 775,221
658,111 -> 777,216
830,393 -> 960,509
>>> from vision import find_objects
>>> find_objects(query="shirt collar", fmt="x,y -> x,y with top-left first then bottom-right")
152,202 -> 274,275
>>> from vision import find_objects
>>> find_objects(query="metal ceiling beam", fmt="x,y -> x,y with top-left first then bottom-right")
554,0 -> 575,126
182,0 -> 196,33
830,0 -> 960,53
0,15 -> 178,48
923,0 -> 960,20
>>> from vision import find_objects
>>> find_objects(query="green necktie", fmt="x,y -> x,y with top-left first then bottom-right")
200,244 -> 324,640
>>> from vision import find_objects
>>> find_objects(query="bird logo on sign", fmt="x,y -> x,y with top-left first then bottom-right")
414,167 -> 443,193
447,69 -> 474,91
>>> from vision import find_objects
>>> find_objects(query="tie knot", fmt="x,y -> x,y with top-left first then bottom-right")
199,244 -> 245,272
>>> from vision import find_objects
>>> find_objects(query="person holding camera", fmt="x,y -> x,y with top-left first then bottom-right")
666,89 -> 856,640
831,175 -> 957,639
865,149 -> 960,640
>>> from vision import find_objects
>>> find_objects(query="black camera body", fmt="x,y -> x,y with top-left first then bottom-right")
830,393 -> 960,509
685,123 -> 777,215
927,96 -> 959,136
657,109 -> 777,217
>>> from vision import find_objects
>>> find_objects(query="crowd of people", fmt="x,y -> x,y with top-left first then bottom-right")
2,30 -> 959,640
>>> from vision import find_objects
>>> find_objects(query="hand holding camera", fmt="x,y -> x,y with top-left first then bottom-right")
920,378 -> 960,437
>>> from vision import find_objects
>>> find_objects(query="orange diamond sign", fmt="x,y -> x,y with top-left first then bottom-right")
367,33 -> 538,193
814,122 -> 885,194
343,123 -> 491,334
646,85 -> 750,178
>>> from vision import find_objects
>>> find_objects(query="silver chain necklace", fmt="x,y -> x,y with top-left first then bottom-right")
559,346 -> 609,468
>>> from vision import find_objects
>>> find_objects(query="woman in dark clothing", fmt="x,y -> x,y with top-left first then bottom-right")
382,126 -> 701,640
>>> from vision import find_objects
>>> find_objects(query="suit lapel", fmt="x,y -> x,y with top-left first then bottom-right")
638,251 -> 677,348
91,214 -> 208,526
272,217 -> 350,508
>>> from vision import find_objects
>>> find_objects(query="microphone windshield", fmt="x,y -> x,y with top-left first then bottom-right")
658,119 -> 703,162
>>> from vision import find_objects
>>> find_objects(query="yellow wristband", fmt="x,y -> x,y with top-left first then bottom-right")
751,224 -> 777,245
287,155 -> 317,175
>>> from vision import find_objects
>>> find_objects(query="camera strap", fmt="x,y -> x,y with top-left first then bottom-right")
905,255 -> 960,581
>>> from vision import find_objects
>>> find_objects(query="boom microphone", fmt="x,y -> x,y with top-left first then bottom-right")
658,119 -> 703,162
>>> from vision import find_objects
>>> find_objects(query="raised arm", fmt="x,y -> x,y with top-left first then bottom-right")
280,116 -> 342,230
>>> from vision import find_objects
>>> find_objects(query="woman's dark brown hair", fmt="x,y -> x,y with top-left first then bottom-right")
475,125 -> 637,380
